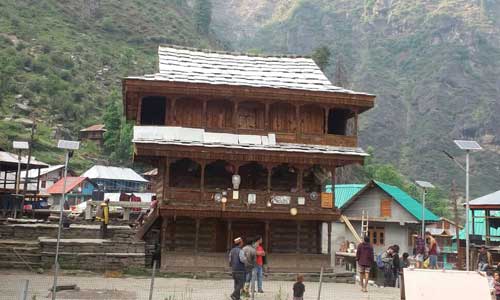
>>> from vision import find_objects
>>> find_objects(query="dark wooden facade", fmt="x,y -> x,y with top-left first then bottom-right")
123,46 -> 375,270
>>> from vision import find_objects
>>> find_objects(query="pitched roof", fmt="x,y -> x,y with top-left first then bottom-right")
80,124 -> 106,132
133,126 -> 368,157
126,45 -> 372,96
0,151 -> 49,171
20,164 -> 64,179
374,181 -> 440,222
335,184 -> 365,208
47,177 -> 88,194
82,165 -> 148,183
469,190 -> 500,207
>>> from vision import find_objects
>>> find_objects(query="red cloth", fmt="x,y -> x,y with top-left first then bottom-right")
256,245 -> 264,266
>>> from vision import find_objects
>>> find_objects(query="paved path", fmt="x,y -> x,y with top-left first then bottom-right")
0,270 -> 400,300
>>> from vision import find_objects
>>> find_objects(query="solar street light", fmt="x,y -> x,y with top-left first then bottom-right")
52,140 -> 79,300
453,139 -> 482,271
416,180 -> 435,239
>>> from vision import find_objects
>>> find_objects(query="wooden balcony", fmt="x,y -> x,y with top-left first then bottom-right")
161,188 -> 340,221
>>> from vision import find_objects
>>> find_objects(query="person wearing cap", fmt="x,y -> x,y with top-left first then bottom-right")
229,237 -> 246,300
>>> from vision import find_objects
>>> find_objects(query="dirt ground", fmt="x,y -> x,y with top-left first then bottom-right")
0,270 -> 400,300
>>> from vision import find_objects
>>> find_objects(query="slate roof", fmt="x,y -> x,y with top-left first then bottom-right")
82,165 -> 149,183
133,126 -> 368,157
47,177 -> 88,194
126,45 -> 372,96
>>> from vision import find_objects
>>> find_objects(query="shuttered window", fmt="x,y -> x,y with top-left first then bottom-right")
368,226 -> 385,246
380,199 -> 392,218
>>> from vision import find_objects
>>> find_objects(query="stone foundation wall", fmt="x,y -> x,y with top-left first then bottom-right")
0,223 -> 135,241
39,238 -> 146,271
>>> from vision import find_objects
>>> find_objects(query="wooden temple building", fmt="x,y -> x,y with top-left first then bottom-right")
123,45 -> 375,271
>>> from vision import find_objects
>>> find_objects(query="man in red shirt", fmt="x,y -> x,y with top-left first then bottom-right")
255,235 -> 266,293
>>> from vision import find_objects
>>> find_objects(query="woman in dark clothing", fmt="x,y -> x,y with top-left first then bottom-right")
391,245 -> 400,287
293,274 -> 305,300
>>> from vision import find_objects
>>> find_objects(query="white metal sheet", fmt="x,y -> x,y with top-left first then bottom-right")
238,134 -> 262,145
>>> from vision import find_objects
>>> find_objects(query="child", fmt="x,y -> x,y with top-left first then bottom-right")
293,274 -> 305,300
494,272 -> 500,300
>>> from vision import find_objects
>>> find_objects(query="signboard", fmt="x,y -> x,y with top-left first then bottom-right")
247,193 -> 256,204
271,195 -> 291,205
321,192 -> 333,208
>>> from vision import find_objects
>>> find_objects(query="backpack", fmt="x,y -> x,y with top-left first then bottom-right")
376,252 -> 385,269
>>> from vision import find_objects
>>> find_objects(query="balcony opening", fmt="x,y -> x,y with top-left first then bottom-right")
141,96 -> 166,125
238,162 -> 268,190
300,104 -> 324,134
238,101 -> 265,130
207,99 -> 233,129
271,164 -> 297,192
175,97 -> 203,128
270,102 -> 296,133
327,108 -> 353,135
205,160 -> 234,190
169,158 -> 201,188
303,165 -> 323,193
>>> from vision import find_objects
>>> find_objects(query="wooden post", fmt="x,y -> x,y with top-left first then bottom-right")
486,210 -> 490,245
296,221 -> 302,254
227,220 -> 232,251
233,101 -> 239,131
164,158 -> 170,198
267,165 -> 272,193
297,167 -> 304,192
265,103 -> 270,130
195,218 -> 201,254
137,97 -> 142,125
169,98 -> 176,125
327,222 -> 332,254
36,168 -> 41,194
295,104 -> 300,136
354,110 -> 359,136
123,208 -> 131,221
3,170 -> 7,189
472,209 -> 475,235
160,217 -> 168,269
200,160 -> 206,201
265,221 -> 270,253
324,107 -> 329,134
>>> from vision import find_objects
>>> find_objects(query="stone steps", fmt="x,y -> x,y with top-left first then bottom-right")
0,239 -> 42,268
0,260 -> 42,269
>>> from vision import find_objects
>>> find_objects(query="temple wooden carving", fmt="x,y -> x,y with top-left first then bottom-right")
123,45 -> 375,271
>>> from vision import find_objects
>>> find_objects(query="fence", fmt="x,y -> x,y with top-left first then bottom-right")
0,264 -> 400,300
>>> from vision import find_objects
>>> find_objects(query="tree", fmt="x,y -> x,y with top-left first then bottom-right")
193,0 -> 212,35
312,46 -> 330,71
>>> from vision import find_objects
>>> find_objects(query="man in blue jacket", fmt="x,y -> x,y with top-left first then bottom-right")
229,237 -> 246,300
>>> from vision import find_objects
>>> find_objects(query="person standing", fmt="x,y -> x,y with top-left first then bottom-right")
293,274 -> 305,300
96,199 -> 110,239
425,232 -> 438,269
255,235 -> 266,293
229,237 -> 246,300
242,237 -> 257,296
381,247 -> 395,287
414,234 -> 426,269
391,245 -> 400,288
356,235 -> 374,293
476,245 -> 493,272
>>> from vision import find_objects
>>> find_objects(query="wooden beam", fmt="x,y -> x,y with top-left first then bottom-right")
160,216 -> 168,269
486,210 -> 491,245
327,221 -> 332,254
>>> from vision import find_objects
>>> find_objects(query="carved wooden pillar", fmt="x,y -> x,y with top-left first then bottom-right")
297,166 -> 304,193
202,99 -> 207,127
324,106 -> 329,134
200,160 -> 206,202
233,101 -> 239,132
136,96 -> 142,125
194,218 -> 201,254
265,220 -> 270,253
170,98 -> 176,125
160,217 -> 169,269
265,103 -> 271,131
354,109 -> 359,137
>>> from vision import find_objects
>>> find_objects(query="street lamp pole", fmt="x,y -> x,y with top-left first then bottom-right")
465,150 -> 470,271
421,188 -> 426,240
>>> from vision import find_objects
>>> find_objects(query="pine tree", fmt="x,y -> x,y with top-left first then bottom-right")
312,46 -> 330,71
193,0 -> 212,35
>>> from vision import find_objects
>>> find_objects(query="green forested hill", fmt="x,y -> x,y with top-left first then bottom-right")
211,0 -> 500,197
0,0 -> 216,171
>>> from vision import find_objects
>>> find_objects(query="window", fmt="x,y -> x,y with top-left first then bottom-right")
368,226 -> 385,246
380,199 -> 392,218
140,96 -> 166,125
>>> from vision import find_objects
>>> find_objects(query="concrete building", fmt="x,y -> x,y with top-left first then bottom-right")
82,165 -> 149,193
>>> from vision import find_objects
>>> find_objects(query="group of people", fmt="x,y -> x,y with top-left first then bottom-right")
228,236 -> 266,300
355,231 -> 440,293
228,235 -> 306,300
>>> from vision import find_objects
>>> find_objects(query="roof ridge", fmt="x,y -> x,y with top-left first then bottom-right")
158,44 -> 312,59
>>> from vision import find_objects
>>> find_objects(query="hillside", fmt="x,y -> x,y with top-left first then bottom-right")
211,0 -> 500,197
0,0 -> 216,171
